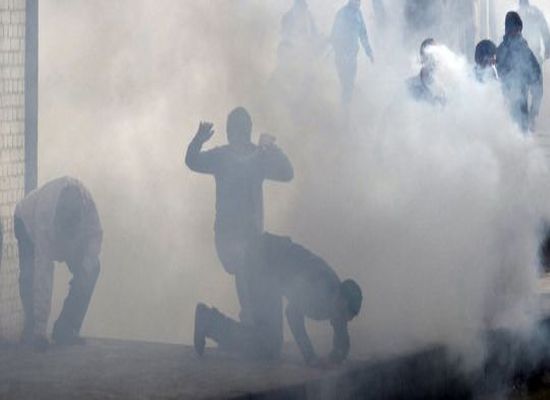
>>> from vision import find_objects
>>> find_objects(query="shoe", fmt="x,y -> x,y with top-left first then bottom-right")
194,303 -> 211,356
52,321 -> 85,346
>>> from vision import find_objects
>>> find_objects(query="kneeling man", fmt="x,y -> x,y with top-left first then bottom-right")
194,233 -> 363,367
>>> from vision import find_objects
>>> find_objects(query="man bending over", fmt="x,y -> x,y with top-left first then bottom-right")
194,233 -> 363,367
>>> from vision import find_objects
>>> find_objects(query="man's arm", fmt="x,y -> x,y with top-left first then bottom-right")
260,137 -> 294,182
358,14 -> 374,62
286,304 -> 318,365
185,122 -> 219,174
328,317 -> 350,364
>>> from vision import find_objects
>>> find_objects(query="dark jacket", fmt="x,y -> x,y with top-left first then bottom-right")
496,34 -> 543,128
263,233 -> 350,364
186,140 -> 293,240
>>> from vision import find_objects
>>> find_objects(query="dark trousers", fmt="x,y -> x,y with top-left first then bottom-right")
210,234 -> 283,359
215,231 -> 256,324
335,53 -> 358,104
15,216 -> 99,338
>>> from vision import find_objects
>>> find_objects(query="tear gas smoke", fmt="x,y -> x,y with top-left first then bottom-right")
40,0 -> 550,370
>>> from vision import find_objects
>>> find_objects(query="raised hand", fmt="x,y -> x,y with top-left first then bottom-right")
259,133 -> 276,149
195,121 -> 215,143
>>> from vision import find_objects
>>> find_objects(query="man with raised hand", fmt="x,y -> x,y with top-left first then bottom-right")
185,107 -> 294,323
15,177 -> 102,350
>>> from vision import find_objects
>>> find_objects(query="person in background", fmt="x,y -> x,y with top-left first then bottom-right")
406,38 -> 446,106
518,0 -> 550,65
496,11 -> 543,133
475,39 -> 499,83
331,0 -> 374,104
15,177 -> 102,350
372,0 -> 387,29
279,0 -> 319,62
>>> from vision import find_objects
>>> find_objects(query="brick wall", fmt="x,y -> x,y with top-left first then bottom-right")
0,0 -> 26,340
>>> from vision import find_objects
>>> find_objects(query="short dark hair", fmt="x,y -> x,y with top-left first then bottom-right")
340,279 -> 363,317
420,38 -> 435,58
505,11 -> 523,35
475,40 -> 497,66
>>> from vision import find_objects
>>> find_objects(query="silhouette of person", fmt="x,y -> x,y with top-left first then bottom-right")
496,12 -> 543,133
331,0 -> 374,104
194,233 -> 363,367
15,177 -> 102,350
186,107 -> 293,322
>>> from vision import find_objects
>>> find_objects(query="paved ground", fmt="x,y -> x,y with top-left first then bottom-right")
3,337 -> 550,399
0,338 -> 346,400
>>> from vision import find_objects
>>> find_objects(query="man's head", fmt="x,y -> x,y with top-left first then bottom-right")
226,107 -> 252,145
420,38 -> 436,68
505,11 -> 523,36
475,39 -> 497,68
349,0 -> 361,9
337,279 -> 363,321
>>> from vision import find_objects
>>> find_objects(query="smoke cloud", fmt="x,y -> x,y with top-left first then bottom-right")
40,0 -> 550,369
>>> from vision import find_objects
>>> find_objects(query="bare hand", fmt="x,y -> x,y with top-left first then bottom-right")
195,121 -> 215,143
259,133 -> 276,149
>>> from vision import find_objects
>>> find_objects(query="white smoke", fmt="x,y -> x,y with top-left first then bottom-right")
39,0 -> 550,371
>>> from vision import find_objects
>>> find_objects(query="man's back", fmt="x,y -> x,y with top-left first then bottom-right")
497,34 -> 541,100
15,176 -> 102,251
263,233 -> 341,320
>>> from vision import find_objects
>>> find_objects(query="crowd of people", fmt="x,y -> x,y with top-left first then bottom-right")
6,0 -> 550,370
279,0 -> 549,133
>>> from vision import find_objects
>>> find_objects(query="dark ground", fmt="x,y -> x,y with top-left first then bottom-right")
0,338 -> 348,400
2,336 -> 550,400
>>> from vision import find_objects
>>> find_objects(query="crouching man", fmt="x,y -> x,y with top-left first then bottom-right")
194,233 -> 363,367
15,177 -> 102,350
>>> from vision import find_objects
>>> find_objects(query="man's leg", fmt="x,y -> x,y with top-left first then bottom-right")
243,235 -> 284,358
215,232 -> 253,323
14,216 -> 35,342
53,255 -> 100,344
336,54 -> 357,104
194,303 -> 280,359
196,234 -> 284,360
